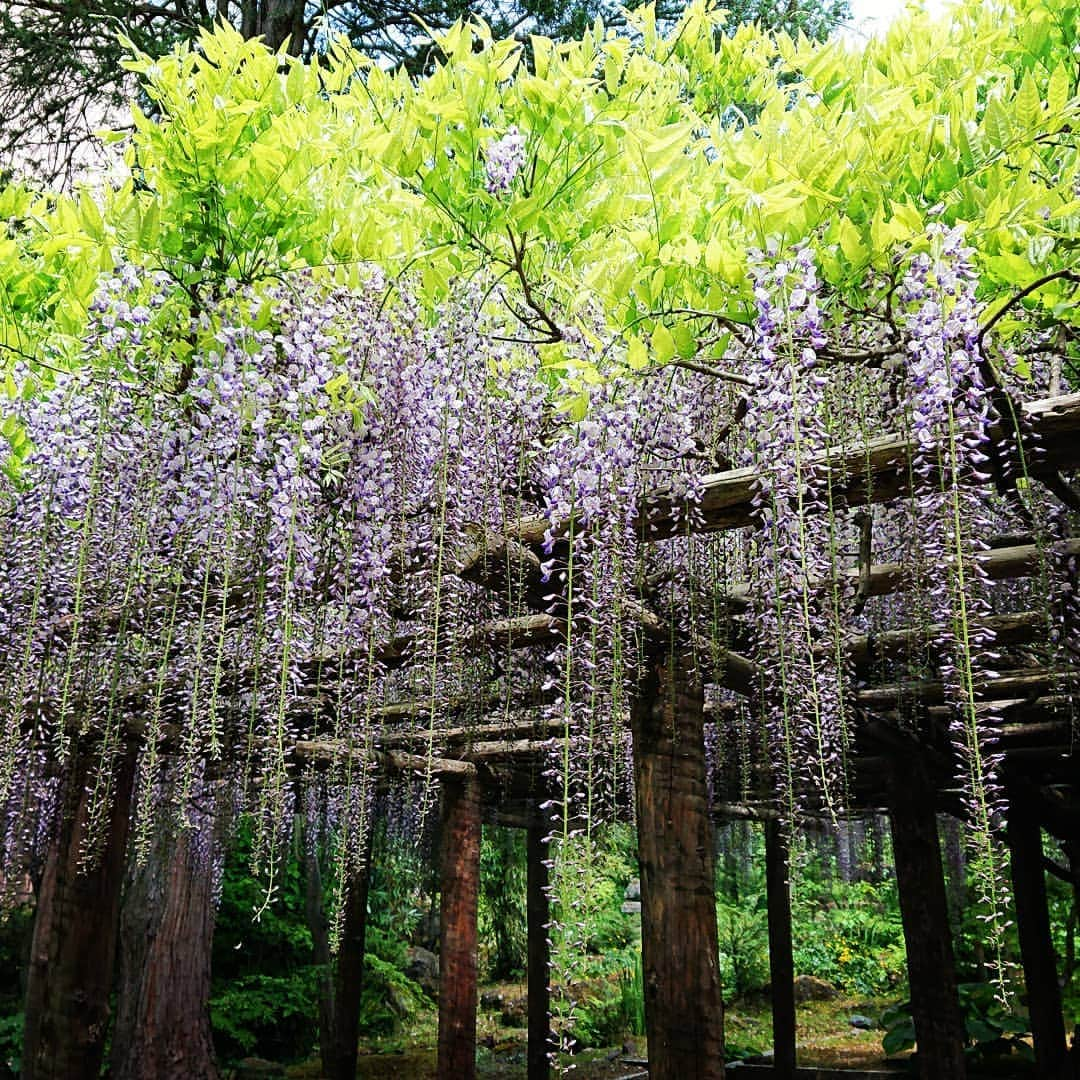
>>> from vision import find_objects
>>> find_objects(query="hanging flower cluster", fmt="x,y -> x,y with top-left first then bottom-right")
484,126 -> 528,194
743,243 -> 854,817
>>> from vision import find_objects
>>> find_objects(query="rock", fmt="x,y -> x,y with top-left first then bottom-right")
500,996 -> 528,1028
405,945 -> 440,998
850,1013 -> 876,1030
388,982 -> 415,1017
621,900 -> 642,914
235,1059 -> 285,1079
412,907 -> 440,950
624,878 -> 641,901
793,974 -> 838,1003
480,990 -> 505,1011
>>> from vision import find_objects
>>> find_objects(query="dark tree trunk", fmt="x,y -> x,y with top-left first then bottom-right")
527,821 -> 553,1080
437,776 -> 481,1080
23,745 -> 136,1080
262,0 -> 306,51
941,814 -> 967,938
631,651 -> 725,1080
765,819 -> 796,1078
326,845 -> 373,1080
1008,795 -> 1068,1078
888,766 -> 966,1080
301,821 -> 336,1079
110,824 -> 220,1080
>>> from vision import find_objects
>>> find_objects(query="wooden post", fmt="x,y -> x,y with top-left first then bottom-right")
527,821 -> 553,1080
888,765 -> 966,1080
764,819 -> 796,1078
631,650 -> 725,1080
329,844 -> 373,1080
438,775 -> 481,1080
1007,794 -> 1068,1078
23,745 -> 136,1080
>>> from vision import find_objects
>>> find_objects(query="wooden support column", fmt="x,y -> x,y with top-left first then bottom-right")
764,819 -> 796,1078
527,821 -> 553,1080
329,844 -> 373,1080
1008,793 -> 1068,1078
888,765 -> 966,1080
438,775 -> 481,1080
23,745 -> 136,1080
631,650 -> 725,1080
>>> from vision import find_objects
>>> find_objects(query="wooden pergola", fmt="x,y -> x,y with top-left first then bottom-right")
21,391 -> 1080,1080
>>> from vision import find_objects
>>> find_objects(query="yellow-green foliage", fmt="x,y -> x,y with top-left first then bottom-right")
1,0 -> 1078,405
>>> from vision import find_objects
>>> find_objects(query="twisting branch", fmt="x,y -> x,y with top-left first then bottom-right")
504,227 -> 563,344
659,358 -> 754,387
977,269 -> 1080,358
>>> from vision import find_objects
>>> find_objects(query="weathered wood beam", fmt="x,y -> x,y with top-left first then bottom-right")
843,611 -> 1047,667
888,757 -> 967,1080
293,741 -> 478,777
764,820 -> 796,1079
728,538 -> 1080,613
632,651 -> 725,1080
507,393 -> 1080,544
438,776 -> 482,1080
527,822 -> 553,1080
1007,791 -> 1069,1079
857,668 -> 1078,709
461,739 -> 558,761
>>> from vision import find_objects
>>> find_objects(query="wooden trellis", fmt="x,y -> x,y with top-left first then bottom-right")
20,391 -> 1080,1080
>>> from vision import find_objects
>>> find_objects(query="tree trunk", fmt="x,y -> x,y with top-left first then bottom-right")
631,651 -> 725,1080
437,776 -> 481,1080
326,845 -> 373,1080
261,0 -> 305,51
301,820 -> 336,1079
888,767 -> 966,1080
23,745 -> 136,1080
765,819 -> 796,1078
110,823 -> 220,1080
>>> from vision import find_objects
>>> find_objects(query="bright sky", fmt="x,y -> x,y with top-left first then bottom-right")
844,0 -> 948,38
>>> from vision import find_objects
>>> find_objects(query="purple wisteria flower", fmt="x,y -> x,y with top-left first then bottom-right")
484,126 -> 527,194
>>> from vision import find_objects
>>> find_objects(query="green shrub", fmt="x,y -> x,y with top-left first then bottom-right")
792,879 -> 906,996
210,968 -> 322,1063
717,894 -> 770,996
0,1012 -> 21,1078
357,955 -> 428,1036
881,982 -> 1034,1063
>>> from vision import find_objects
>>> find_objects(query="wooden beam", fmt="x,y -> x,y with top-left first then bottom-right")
764,820 -> 796,1079
508,393 -> 1080,544
293,741 -> 477,777
857,668 -> 1077,709
437,776 -> 482,1080
632,651 -> 725,1080
527,822 -> 553,1080
888,761 -> 967,1080
1007,791 -> 1069,1078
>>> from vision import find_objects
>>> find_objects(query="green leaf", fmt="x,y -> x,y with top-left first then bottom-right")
882,1025 -> 915,1056
1013,72 -> 1042,129
651,322 -> 676,363
1047,62 -> 1071,116
983,98 -> 1012,148
626,335 -> 649,370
